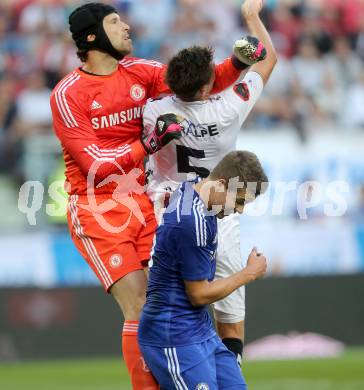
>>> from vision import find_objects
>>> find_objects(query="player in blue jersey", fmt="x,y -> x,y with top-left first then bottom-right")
138,150 -> 268,389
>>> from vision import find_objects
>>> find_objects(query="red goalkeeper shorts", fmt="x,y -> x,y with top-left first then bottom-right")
67,193 -> 157,291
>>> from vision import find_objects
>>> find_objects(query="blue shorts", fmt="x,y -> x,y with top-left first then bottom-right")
140,335 -> 247,390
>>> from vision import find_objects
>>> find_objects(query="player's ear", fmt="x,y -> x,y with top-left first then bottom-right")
87,34 -> 96,42
200,83 -> 211,100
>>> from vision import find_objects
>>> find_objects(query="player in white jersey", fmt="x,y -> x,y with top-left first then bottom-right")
143,0 -> 277,365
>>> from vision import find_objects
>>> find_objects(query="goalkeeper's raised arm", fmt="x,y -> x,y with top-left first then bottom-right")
235,0 -> 278,85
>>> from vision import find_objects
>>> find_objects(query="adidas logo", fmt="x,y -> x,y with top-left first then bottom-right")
91,100 -> 102,110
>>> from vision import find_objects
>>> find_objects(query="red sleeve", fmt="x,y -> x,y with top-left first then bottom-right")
211,57 -> 243,94
149,56 -> 243,96
120,58 -> 170,98
133,55 -> 242,98
50,90 -> 147,186
149,62 -> 170,97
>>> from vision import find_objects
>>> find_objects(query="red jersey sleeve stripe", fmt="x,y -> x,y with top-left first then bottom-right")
84,148 -> 113,162
90,144 -> 131,156
84,145 -> 132,161
130,59 -> 163,66
60,74 -> 81,127
123,62 -> 163,69
90,144 -> 132,153
89,144 -> 132,157
85,148 -> 133,161
69,195 -> 113,288
55,72 -> 81,128
55,72 -> 79,128
54,73 -> 77,128
119,59 -> 134,66
121,59 -> 163,68
120,58 -> 162,65
54,72 -> 78,127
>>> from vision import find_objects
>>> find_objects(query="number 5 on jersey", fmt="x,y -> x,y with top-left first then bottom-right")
176,145 -> 210,178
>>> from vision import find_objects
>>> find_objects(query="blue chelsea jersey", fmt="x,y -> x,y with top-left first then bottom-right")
139,178 -> 218,347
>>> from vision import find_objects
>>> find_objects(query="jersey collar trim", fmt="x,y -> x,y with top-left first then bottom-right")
172,96 -> 208,106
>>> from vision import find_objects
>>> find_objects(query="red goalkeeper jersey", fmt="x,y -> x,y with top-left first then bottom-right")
50,57 -> 242,195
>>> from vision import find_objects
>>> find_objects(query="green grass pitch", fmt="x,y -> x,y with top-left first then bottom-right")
1,348 -> 363,390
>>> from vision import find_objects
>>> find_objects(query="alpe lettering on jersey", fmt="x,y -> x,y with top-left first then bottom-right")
91,105 -> 145,129
182,119 -> 219,138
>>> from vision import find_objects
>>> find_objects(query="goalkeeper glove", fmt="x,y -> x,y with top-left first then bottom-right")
233,35 -> 267,66
142,113 -> 184,154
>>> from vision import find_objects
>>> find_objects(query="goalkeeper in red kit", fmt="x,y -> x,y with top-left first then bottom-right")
50,2 -> 259,389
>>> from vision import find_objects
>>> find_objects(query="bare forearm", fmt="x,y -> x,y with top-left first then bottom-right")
185,247 -> 267,307
244,13 -> 277,83
187,269 -> 256,306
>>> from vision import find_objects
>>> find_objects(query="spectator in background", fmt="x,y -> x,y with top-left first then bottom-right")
127,0 -> 175,58
339,0 -> 364,41
269,2 -> 301,58
40,32 -> 80,83
0,2 -> 24,76
128,0 -> 175,39
297,6 -> 332,55
2,70 -> 52,181
17,0 -> 67,74
159,0 -> 218,61
325,36 -> 362,91
252,55 -> 296,127
313,71 -> 344,126
14,70 -> 52,138
0,76 -> 17,172
291,37 -> 327,97
0,13 -> 8,75
343,70 -> 364,129
192,0 -> 242,60
319,1 -> 342,38
18,0 -> 66,35
354,16 -> 364,59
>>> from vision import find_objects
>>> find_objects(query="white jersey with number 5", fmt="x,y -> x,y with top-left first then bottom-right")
143,71 -> 264,204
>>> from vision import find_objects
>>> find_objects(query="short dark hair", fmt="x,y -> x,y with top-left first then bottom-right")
166,46 -> 214,100
76,49 -> 89,62
210,151 -> 268,197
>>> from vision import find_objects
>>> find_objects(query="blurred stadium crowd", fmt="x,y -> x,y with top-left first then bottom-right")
0,0 -> 362,280
0,0 -> 364,226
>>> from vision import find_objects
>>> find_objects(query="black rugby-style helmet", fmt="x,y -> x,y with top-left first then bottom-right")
69,2 -> 124,60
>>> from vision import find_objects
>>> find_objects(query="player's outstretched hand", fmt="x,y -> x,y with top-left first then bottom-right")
142,113 -> 184,155
233,36 -> 267,66
242,0 -> 264,18
245,246 -> 267,280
